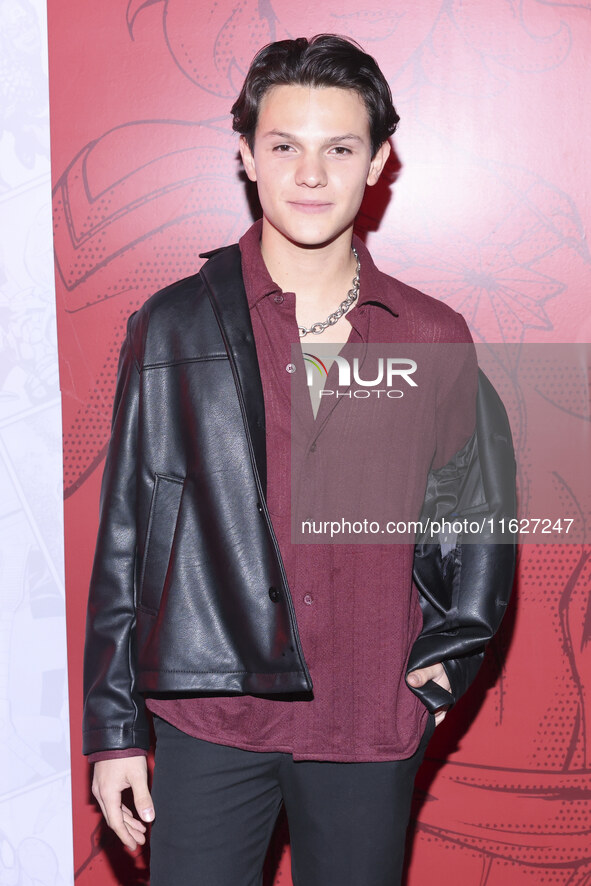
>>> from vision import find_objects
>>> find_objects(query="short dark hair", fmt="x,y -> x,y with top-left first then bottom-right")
231,35 -> 399,157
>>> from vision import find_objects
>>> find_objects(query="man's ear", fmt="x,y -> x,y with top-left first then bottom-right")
239,135 -> 257,182
366,140 -> 391,186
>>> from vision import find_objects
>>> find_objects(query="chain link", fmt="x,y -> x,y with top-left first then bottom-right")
298,248 -> 360,338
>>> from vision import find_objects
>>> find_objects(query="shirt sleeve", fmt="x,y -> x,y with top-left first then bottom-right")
88,748 -> 149,764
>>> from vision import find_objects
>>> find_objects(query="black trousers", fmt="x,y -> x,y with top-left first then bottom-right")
149,714 -> 435,886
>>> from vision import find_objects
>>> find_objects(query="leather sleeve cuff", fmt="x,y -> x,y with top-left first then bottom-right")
82,725 -> 151,756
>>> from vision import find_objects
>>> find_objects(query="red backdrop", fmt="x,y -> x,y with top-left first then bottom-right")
48,1 -> 591,883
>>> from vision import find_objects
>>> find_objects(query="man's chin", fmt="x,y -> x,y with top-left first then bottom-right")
263,218 -> 355,252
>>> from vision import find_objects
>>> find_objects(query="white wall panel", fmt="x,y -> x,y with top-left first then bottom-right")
0,0 -> 73,882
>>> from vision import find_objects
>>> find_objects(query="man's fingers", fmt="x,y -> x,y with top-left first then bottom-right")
121,803 -> 146,831
406,662 -> 450,690
122,807 -> 146,833
407,662 -> 452,727
122,815 -> 147,845
406,663 -> 442,686
406,668 -> 426,687
129,772 -> 155,823
101,794 -> 146,848
101,789 -> 140,850
91,757 -> 152,850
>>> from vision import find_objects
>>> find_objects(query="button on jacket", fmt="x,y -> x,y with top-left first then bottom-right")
82,236 -> 516,757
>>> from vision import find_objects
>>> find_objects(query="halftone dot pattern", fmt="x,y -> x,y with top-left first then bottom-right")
516,545 -> 586,767
59,219 -> 231,494
411,544 -> 591,882
52,121 -> 245,306
159,0 -> 274,96
410,827 -> 591,883
62,304 -> 139,498
54,120 -> 249,494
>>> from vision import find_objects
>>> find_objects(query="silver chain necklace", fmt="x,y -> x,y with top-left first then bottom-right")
298,248 -> 360,338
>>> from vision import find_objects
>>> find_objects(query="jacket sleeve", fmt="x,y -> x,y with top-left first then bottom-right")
82,314 -> 151,755
408,370 -> 517,713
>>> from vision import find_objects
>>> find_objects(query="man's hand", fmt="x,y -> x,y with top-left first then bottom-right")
406,662 -> 452,726
92,756 -> 154,851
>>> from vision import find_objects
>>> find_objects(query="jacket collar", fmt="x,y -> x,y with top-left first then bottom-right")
199,244 -> 267,494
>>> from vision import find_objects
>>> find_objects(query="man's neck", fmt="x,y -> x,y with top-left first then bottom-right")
259,220 -> 358,317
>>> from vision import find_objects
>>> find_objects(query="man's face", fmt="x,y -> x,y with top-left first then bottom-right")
239,84 -> 389,251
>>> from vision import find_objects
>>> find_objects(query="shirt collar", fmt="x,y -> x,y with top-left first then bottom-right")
238,219 -> 401,321
351,233 -> 401,319
239,219 -> 282,309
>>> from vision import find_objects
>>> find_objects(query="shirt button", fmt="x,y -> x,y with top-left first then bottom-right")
309,442 -> 317,453
274,294 -> 284,304
303,594 -> 313,605
269,586 -> 280,603
286,363 -> 296,374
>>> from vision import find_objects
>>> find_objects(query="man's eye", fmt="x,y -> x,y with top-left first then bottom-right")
331,146 -> 352,155
273,144 -> 293,152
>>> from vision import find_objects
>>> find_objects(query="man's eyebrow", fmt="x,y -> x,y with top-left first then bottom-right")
325,134 -> 364,145
262,130 -> 364,144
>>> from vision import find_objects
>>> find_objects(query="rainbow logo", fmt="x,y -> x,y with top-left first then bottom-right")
302,352 -> 329,386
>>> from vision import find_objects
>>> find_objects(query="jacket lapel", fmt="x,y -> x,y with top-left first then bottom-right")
199,244 -> 267,494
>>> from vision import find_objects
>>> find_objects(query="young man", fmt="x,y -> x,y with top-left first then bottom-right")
84,35 -> 515,885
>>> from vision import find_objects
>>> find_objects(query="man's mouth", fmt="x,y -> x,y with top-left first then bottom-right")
288,201 -> 333,213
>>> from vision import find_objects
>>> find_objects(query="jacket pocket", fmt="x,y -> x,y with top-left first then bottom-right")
139,474 -> 184,613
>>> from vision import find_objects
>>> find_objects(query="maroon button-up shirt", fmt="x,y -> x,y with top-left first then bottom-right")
91,220 -> 476,764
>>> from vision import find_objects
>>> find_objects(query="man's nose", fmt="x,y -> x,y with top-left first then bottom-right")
295,154 -> 327,187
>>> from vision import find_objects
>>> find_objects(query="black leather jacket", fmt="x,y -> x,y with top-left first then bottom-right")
82,245 -> 516,755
